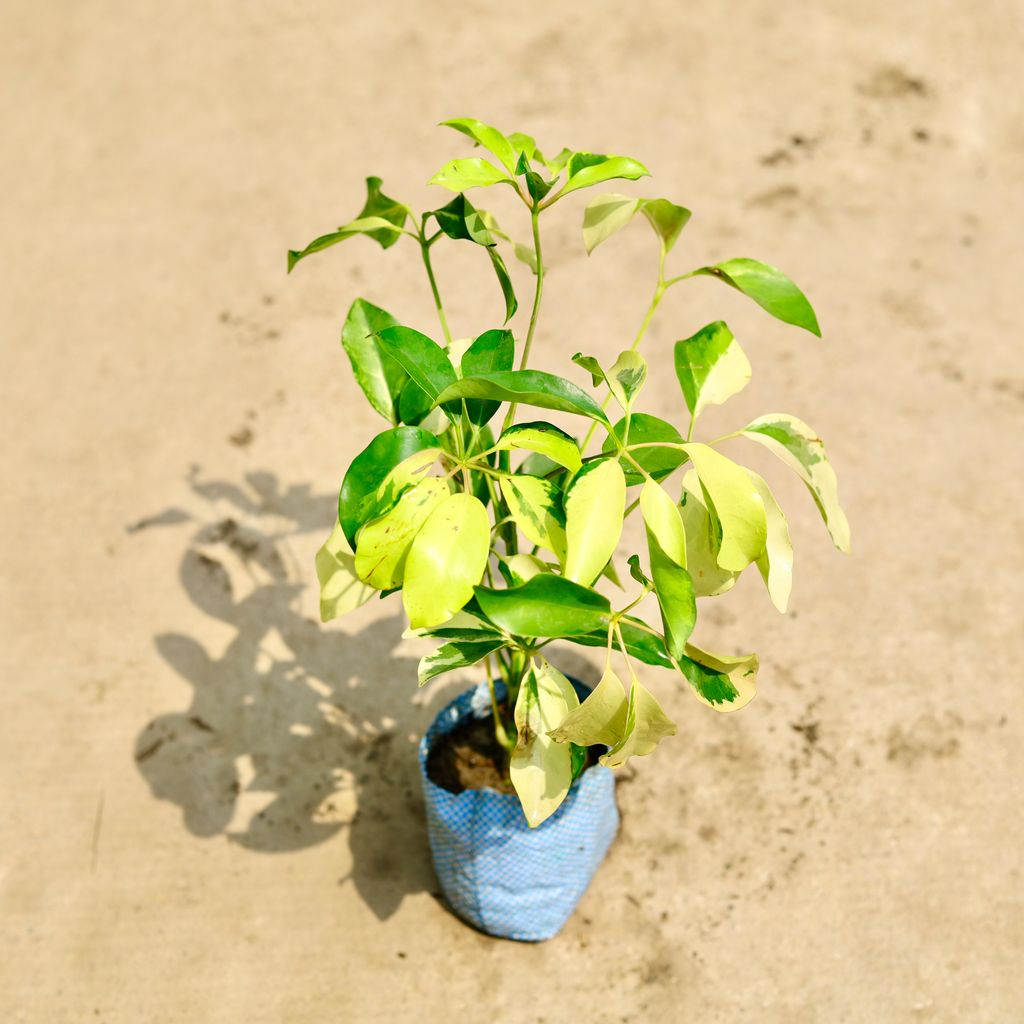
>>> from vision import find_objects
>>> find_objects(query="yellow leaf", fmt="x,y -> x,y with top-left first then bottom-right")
315,521 -> 375,622
354,477 -> 449,589
549,663 -> 628,748
681,443 -> 766,571
747,470 -> 793,613
510,660 -> 579,827
564,459 -> 626,586
600,679 -> 676,768
403,493 -> 490,629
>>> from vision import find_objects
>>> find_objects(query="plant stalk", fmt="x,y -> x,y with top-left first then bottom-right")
419,229 -> 452,347
579,253 -> 667,456
501,205 -> 544,433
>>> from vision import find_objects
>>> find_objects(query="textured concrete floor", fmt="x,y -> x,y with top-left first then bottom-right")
2,1 -> 1022,1021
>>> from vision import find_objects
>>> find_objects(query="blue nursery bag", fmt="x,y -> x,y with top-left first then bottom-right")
418,679 -> 620,941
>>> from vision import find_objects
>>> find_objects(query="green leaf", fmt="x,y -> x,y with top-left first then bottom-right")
354,478 -> 450,589
582,194 -> 640,254
507,131 -> 539,162
582,193 -> 691,254
338,426 -> 440,546
559,153 -> 650,198
518,452 -> 564,479
569,743 -> 588,781
474,575 -> 611,639
287,219 -> 402,272
649,558 -> 695,663
459,329 -> 515,425
494,422 -> 583,473
428,157 -> 513,192
550,664 -> 628,747
543,147 -> 573,174
511,661 -> 579,827
397,376 -> 435,425
639,198 -> 692,253
600,679 -> 676,769
627,553 -> 650,587
357,176 -> 410,248
573,351 -> 647,412
406,607 -> 501,642
674,321 -> 752,420
740,414 -> 850,553
682,443 -> 767,572
315,521 -> 375,621
570,352 -> 604,388
568,617 -> 673,668
475,208 -> 539,274
436,370 -> 609,422
694,258 -> 820,336
603,414 -> 687,484
679,472 -> 739,597
339,299 -> 406,423
517,151 -> 556,203
375,326 -> 458,416
358,177 -> 409,246
748,470 -> 794,613
287,177 -> 410,270
402,493 -> 491,629
428,195 -> 518,321
499,475 -> 566,559
418,637 -> 508,687
564,459 -> 626,587
429,192 -> 496,245
679,644 -> 758,712
639,480 -> 687,568
607,351 -> 647,411
640,480 -> 696,659
366,447 -> 441,520
440,117 -> 521,174
487,245 -> 518,322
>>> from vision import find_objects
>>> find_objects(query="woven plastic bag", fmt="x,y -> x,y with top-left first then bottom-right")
418,678 -> 619,941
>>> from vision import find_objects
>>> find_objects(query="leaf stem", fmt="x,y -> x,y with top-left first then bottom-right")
662,268 -> 699,288
580,249 -> 667,455
419,219 -> 453,346
614,622 -> 638,682
501,204 -> 544,432
615,583 -> 653,619
704,430 -> 742,447
486,659 -> 515,752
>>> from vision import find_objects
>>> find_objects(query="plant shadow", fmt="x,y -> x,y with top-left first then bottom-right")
132,466 -> 440,920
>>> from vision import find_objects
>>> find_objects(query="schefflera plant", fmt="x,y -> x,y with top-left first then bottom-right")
292,118 -> 849,828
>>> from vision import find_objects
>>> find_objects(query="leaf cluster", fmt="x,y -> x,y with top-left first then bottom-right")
293,118 -> 849,826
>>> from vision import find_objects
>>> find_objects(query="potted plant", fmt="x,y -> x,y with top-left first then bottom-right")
288,118 -> 849,941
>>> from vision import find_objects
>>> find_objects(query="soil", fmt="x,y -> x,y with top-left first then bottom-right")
427,716 -> 516,794
426,714 -> 600,795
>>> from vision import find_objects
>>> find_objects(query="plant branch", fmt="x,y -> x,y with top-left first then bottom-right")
419,219 -> 452,346
485,658 -> 515,752
580,248 -> 667,455
615,583 -> 653,619
501,204 -> 544,432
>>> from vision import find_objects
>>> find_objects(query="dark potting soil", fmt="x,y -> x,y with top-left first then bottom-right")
426,715 -> 602,796
427,715 -> 516,794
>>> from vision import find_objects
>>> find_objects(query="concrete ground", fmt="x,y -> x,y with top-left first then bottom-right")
2,1 -> 1022,1021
